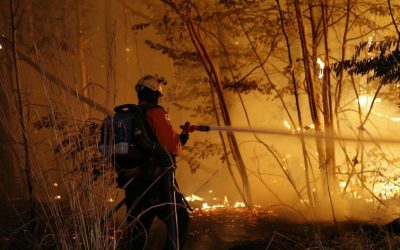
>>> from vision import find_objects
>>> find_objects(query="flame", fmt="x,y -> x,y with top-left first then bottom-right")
390,117 -> 400,122
373,181 -> 400,200
234,202 -> 246,208
317,57 -> 325,79
338,173 -> 400,201
358,94 -> 381,110
223,196 -> 231,207
283,120 -> 291,130
185,194 -> 204,202
188,194 -> 250,211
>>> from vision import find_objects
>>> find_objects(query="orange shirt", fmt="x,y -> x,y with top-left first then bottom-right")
145,106 -> 182,156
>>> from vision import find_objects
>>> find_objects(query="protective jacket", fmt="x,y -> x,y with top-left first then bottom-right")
144,105 -> 182,156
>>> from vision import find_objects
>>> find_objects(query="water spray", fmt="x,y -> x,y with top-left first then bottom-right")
180,123 -> 400,144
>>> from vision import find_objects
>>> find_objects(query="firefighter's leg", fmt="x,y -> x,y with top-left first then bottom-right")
159,192 -> 190,250
126,203 -> 156,250
125,181 -> 157,250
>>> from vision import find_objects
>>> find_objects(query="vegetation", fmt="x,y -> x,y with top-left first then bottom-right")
139,0 -> 400,212
1,0 -> 400,249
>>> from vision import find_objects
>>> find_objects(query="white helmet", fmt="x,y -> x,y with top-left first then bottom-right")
135,74 -> 167,96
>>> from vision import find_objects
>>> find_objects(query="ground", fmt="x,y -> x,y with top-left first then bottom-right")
148,208 -> 400,250
1,204 -> 400,249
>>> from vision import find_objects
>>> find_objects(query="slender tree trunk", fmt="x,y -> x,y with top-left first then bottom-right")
186,19 -> 253,206
320,0 -> 336,184
76,0 -> 89,118
9,0 -> 35,228
0,5 -> 21,201
333,0 -> 351,172
335,0 -> 351,109
104,0 -> 116,108
307,2 -> 327,175
0,61 -> 21,203
320,0 -> 338,228
294,0 -> 326,206
214,22 -> 253,202
276,0 -> 316,206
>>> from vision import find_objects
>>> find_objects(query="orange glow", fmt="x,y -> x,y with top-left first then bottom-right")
188,193 -> 252,211
317,57 -> 325,79
358,94 -> 381,110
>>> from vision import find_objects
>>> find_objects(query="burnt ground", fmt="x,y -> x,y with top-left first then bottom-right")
183,208 -> 400,250
1,204 -> 400,249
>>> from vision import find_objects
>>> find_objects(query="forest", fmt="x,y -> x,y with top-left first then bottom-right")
1,0 -> 400,249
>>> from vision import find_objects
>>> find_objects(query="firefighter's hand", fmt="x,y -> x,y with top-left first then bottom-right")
180,121 -> 191,133
179,132 -> 189,146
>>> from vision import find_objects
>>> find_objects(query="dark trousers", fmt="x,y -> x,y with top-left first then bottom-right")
124,172 -> 190,250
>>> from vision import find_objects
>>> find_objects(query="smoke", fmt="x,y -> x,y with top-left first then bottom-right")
175,86 -> 400,224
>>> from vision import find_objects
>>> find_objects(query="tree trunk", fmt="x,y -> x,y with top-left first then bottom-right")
307,1 -> 327,173
9,0 -> 35,229
320,0 -> 337,226
276,0 -> 316,207
104,0 -> 116,108
76,0 -> 90,118
186,19 -> 253,206
294,0 -> 325,206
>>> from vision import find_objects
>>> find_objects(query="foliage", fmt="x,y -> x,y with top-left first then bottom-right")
33,111 -> 110,181
134,0 -> 291,173
135,1 -> 400,206
334,39 -> 400,84
145,40 -> 201,66
137,0 -> 284,96
184,140 -> 224,172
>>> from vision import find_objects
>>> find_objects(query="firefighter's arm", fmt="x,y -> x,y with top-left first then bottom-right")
146,107 -> 182,156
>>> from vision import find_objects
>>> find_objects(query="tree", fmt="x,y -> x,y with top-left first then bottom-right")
136,0 -> 400,220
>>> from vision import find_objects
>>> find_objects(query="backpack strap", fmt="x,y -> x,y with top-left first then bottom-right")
137,103 -> 160,143
114,103 -> 160,114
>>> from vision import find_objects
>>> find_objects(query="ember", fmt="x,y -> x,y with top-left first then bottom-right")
186,193 -> 256,212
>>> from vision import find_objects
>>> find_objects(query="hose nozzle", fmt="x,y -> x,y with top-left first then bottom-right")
180,122 -> 210,133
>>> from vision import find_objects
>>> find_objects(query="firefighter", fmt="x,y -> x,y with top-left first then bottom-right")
120,74 -> 190,250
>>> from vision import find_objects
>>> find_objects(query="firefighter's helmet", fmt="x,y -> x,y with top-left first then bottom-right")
135,74 -> 167,96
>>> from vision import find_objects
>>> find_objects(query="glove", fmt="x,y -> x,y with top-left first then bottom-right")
179,133 -> 189,146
